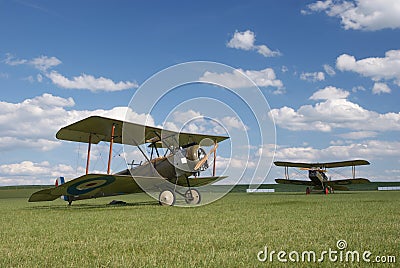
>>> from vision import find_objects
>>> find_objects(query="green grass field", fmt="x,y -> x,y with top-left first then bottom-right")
0,188 -> 399,267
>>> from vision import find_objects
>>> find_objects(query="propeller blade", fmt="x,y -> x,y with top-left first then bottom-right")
194,143 -> 218,171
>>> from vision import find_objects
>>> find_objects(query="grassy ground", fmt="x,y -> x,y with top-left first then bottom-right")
0,190 -> 398,267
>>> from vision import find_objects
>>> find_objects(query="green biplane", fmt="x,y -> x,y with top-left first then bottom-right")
29,116 -> 229,206
274,160 -> 370,194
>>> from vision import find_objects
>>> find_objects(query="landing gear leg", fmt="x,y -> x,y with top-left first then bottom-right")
184,176 -> 201,205
185,189 -> 201,205
67,196 -> 72,206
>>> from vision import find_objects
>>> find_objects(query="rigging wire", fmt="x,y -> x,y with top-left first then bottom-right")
75,142 -> 81,177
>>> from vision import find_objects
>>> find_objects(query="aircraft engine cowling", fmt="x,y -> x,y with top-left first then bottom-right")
186,145 -> 200,161
185,145 -> 209,171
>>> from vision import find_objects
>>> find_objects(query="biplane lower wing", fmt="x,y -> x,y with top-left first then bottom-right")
29,174 -> 226,202
275,179 -> 315,186
183,176 -> 227,187
326,178 -> 370,186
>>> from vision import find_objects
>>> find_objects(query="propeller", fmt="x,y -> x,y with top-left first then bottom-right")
194,143 -> 218,171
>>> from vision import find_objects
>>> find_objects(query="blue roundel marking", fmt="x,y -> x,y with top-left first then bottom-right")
67,176 -> 116,195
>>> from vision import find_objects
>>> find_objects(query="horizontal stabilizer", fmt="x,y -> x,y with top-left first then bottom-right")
29,188 -> 61,202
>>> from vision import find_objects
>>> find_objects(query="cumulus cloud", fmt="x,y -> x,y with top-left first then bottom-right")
272,140 -> 400,163
227,30 -> 281,57
0,161 -> 84,185
303,0 -> 400,31
309,86 -> 350,100
0,93 -> 154,152
338,131 -> 378,139
46,71 -> 138,92
199,68 -> 283,89
336,50 -> 400,86
270,86 -> 400,132
166,109 -> 247,135
372,82 -> 391,94
3,53 -> 138,92
300,71 -> 325,82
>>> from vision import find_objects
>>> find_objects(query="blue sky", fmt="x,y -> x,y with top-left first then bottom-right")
1,0 -> 400,185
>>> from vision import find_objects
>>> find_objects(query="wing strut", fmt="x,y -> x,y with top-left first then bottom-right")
285,166 -> 289,180
352,165 -> 355,179
107,124 -> 115,174
213,140 -> 217,177
85,133 -> 92,175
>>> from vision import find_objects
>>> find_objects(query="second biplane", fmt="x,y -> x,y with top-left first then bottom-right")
29,115 -> 229,206
274,160 -> 370,194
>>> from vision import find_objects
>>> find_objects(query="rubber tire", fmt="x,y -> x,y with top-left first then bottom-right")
184,189 -> 201,205
159,190 -> 176,206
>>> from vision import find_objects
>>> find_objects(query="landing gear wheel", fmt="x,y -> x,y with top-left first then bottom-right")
159,190 -> 176,206
185,189 -> 201,205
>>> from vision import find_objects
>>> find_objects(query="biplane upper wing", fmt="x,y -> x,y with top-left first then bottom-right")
274,160 -> 370,169
29,174 -> 147,202
56,116 -> 229,147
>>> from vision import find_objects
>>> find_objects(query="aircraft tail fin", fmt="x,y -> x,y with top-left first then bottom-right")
55,177 -> 68,201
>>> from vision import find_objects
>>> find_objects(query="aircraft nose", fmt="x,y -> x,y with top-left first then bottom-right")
185,145 -> 200,161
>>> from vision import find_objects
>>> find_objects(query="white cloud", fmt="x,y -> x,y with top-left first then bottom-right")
338,131 -> 378,139
304,0 -> 400,31
29,55 -> 62,71
336,50 -> 400,86
46,71 -> 138,92
227,30 -> 255,50
200,68 -> 283,89
300,71 -> 325,82
273,140 -> 400,163
227,30 -> 281,57
372,82 -> 391,94
309,86 -> 350,100
3,53 -> 27,66
0,137 -> 61,151
323,64 -> 336,76
167,110 -> 247,134
0,161 -> 84,185
0,93 -> 154,152
352,85 -> 366,92
4,53 -> 137,91
270,87 -> 400,132
4,54 -> 61,71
